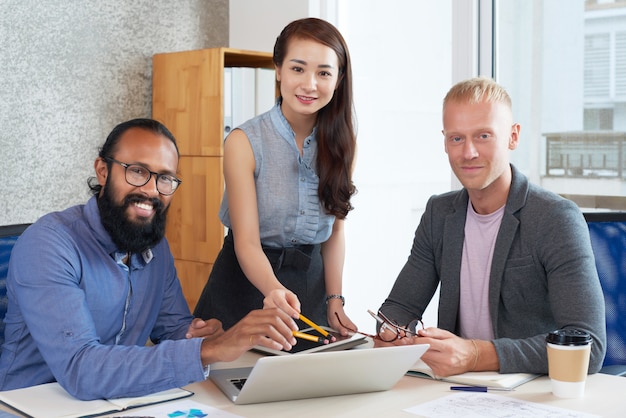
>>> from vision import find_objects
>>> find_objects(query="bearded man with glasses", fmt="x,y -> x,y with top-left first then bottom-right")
0,118 -> 299,400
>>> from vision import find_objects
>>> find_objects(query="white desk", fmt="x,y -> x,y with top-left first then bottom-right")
2,350 -> 624,417
119,351 -> 624,418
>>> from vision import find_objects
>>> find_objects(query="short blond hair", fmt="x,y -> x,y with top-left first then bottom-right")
443,77 -> 512,109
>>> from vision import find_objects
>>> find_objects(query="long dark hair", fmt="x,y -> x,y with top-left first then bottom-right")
273,18 -> 357,219
88,118 -> 179,195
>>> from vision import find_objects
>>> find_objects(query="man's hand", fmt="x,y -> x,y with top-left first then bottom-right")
186,318 -> 224,340
200,308 -> 298,365
416,327 -> 497,377
372,335 -> 415,348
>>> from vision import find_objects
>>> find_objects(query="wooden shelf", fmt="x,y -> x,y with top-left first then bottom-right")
152,47 -> 274,309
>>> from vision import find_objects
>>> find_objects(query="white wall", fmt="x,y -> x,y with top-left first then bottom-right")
230,0 -> 453,333
229,0 -> 310,52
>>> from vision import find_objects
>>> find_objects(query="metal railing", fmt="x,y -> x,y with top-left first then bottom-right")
545,131 -> 626,178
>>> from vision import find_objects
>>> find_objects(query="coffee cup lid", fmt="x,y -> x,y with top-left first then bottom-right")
546,328 -> 592,345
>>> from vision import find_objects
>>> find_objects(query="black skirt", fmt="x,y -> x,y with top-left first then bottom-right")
193,230 -> 326,330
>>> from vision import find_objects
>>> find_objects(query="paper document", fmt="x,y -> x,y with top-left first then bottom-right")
404,392 -> 600,418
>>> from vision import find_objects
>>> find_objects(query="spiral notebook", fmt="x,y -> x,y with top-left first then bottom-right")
0,382 -> 192,418
407,359 -> 539,390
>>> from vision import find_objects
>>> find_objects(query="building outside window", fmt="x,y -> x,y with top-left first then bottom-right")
494,0 -> 626,209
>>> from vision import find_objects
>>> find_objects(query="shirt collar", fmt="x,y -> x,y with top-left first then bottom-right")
269,98 -> 318,147
111,248 -> 154,267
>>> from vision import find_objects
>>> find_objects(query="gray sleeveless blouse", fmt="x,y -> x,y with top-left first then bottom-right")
219,101 -> 335,247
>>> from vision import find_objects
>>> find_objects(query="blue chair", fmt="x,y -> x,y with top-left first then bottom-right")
0,224 -> 30,347
584,212 -> 626,376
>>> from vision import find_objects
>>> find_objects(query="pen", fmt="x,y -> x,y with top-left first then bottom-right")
450,386 -> 488,392
293,330 -> 329,344
298,313 -> 331,338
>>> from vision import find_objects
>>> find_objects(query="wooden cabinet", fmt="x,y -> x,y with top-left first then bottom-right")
152,48 -> 275,310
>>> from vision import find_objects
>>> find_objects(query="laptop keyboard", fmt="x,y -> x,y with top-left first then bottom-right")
230,378 -> 247,390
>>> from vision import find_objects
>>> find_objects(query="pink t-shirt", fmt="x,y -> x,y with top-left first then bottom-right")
458,201 -> 505,340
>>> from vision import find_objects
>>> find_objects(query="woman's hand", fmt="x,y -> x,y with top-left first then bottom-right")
327,302 -> 356,336
263,288 -> 301,319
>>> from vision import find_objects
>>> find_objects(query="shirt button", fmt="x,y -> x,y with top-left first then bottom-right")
300,178 -> 305,182
300,210 -> 305,215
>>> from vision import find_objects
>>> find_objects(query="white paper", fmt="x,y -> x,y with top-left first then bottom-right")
109,399 -> 244,418
404,392 -> 600,418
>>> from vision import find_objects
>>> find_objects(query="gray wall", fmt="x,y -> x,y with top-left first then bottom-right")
0,0 -> 228,225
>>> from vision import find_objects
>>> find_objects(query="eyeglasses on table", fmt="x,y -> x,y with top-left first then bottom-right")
334,310 -> 424,342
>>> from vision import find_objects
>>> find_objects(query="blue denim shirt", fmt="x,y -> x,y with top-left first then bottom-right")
0,196 -> 205,400
219,100 -> 335,247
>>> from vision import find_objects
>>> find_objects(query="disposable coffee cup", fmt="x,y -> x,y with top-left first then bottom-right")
546,329 -> 592,398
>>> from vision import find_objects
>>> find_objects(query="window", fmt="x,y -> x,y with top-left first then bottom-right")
584,107 -> 614,130
492,0 -> 626,210
584,33 -> 611,100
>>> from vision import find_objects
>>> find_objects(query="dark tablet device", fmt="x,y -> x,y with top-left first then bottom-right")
252,326 -> 368,355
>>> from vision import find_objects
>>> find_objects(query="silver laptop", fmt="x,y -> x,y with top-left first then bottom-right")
210,344 -> 430,404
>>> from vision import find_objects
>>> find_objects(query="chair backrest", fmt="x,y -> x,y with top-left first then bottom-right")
583,212 -> 626,367
0,224 -> 30,347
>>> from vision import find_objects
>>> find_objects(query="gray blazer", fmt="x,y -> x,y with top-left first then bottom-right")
380,165 -> 606,374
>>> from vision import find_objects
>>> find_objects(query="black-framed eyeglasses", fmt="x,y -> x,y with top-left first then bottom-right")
334,310 -> 424,343
104,157 -> 182,196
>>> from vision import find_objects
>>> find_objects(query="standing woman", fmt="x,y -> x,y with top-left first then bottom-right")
193,18 -> 358,335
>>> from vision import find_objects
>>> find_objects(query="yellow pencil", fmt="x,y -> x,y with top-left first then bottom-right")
298,313 -> 330,337
293,330 -> 328,344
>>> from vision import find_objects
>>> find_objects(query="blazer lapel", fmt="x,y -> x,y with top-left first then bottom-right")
439,191 -> 469,332
489,213 -> 519,337
488,164 -> 528,337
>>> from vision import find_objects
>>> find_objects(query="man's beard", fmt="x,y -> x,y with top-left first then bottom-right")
97,185 -> 169,254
